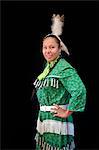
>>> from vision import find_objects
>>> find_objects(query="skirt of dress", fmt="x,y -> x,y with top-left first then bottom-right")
35,111 -> 75,150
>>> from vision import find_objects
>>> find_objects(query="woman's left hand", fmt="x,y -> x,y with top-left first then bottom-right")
51,104 -> 73,118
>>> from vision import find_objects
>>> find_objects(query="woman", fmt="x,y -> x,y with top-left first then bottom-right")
33,14 -> 86,150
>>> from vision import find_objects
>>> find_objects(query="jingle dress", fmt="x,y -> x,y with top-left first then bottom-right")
33,57 -> 86,150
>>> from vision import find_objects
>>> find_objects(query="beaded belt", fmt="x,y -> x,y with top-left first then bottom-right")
40,104 -> 68,112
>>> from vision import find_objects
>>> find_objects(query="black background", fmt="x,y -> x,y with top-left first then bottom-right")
1,1 -> 98,150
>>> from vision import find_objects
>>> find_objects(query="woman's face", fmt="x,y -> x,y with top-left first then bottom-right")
42,37 -> 61,62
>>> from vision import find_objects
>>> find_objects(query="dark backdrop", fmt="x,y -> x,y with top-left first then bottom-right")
1,1 -> 98,150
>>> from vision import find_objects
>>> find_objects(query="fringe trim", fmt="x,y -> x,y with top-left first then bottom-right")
36,118 -> 74,136
35,134 -> 75,150
33,78 -> 59,89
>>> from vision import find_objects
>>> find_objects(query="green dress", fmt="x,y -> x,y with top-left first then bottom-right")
33,58 -> 86,150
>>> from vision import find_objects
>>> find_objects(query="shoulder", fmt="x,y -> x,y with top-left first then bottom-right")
49,58 -> 76,77
56,58 -> 74,71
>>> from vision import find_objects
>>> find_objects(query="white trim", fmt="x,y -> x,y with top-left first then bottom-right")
46,75 -> 60,78
40,104 -> 68,112
37,118 -> 74,136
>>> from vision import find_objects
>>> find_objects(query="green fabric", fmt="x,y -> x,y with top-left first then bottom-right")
43,133 -> 74,147
36,58 -> 86,111
36,132 -> 74,149
34,58 -> 86,149
59,68 -> 86,111
38,110 -> 73,123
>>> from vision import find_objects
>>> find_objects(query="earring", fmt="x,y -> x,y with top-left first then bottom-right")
59,49 -> 61,55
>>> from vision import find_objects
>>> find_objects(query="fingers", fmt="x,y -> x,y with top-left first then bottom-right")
53,104 -> 60,109
50,104 -> 67,118
53,113 -> 59,117
50,108 -> 58,113
50,104 -> 59,113
53,112 -> 62,117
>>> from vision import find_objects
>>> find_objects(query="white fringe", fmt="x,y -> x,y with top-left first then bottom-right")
56,79 -> 59,88
35,134 -> 75,150
36,118 -> 74,136
33,78 -> 59,89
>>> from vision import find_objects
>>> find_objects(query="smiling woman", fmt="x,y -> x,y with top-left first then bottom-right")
42,35 -> 61,62
32,14 -> 86,150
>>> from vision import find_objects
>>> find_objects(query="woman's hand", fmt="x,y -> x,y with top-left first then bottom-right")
51,104 -> 73,118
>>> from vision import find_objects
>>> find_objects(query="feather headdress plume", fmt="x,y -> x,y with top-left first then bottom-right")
51,14 -> 64,36
50,14 -> 70,55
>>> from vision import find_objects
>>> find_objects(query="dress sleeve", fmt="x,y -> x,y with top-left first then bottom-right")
60,68 -> 87,112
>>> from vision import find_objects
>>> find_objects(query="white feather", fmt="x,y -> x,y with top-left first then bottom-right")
51,15 -> 64,36
50,14 -> 70,55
